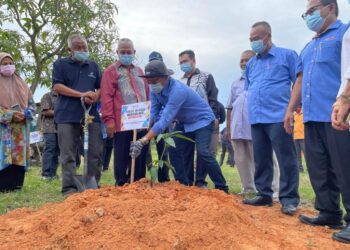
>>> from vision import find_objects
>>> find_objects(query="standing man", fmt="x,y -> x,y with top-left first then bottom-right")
178,50 -> 219,187
130,60 -> 228,193
243,21 -> 300,215
285,0 -> 349,233
285,0 -> 350,243
53,34 -> 103,195
226,50 -> 256,195
41,89 -> 59,180
101,38 -> 150,186
293,106 -> 306,173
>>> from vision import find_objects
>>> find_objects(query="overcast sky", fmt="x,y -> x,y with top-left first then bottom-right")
33,0 -> 350,105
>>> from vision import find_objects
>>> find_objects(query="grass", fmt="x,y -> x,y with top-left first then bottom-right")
0,146 -> 315,215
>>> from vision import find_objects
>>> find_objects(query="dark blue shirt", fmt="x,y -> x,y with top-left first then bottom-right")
297,20 -> 349,122
245,45 -> 298,124
150,77 -> 214,135
52,57 -> 101,124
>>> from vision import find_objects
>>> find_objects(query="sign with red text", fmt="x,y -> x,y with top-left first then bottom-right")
121,101 -> 150,131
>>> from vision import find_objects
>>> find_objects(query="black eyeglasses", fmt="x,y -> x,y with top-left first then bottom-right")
301,4 -> 324,20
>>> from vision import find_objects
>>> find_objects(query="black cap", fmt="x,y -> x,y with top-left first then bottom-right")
149,51 -> 163,62
141,60 -> 173,78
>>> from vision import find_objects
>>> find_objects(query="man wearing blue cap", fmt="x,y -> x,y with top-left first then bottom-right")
129,60 -> 228,193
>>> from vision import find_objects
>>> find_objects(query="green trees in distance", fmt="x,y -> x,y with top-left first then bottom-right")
0,0 -> 119,93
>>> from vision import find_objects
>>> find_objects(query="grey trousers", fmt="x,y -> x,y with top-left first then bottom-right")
294,139 -> 306,170
232,139 -> 280,195
57,123 -> 103,194
232,139 -> 256,193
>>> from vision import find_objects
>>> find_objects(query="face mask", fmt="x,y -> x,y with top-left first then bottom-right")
149,82 -> 164,94
306,10 -> 326,32
180,63 -> 192,73
119,54 -> 134,66
0,65 -> 16,77
73,51 -> 90,62
250,40 -> 266,54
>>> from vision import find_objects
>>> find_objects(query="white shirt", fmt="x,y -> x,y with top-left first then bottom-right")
337,28 -> 350,96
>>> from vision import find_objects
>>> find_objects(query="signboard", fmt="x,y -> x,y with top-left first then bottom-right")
30,131 -> 43,144
121,101 -> 150,131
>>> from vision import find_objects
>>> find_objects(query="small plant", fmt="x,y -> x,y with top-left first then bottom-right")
147,131 -> 194,186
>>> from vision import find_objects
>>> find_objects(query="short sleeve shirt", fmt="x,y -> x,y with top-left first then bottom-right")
52,57 -> 101,124
40,92 -> 57,133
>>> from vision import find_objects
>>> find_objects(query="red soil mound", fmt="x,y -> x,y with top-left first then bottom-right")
0,180 -> 348,250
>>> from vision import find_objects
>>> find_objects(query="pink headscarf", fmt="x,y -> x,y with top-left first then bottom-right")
0,52 -> 32,110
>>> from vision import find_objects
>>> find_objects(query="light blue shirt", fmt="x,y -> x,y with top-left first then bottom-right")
245,44 -> 298,125
150,77 -> 214,135
226,77 -> 252,140
298,20 -> 349,123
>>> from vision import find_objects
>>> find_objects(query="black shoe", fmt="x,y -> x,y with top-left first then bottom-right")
333,224 -> 350,244
299,214 -> 344,229
282,204 -> 297,216
243,196 -> 273,206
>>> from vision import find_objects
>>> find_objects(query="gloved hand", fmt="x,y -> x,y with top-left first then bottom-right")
130,140 -> 144,158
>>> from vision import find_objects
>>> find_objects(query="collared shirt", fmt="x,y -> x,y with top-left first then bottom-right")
246,44 -> 298,125
338,27 -> 350,96
101,61 -> 149,132
40,91 -> 58,133
52,57 -> 101,124
150,77 -> 214,135
180,68 -> 219,118
226,76 -> 251,140
298,20 -> 349,122
293,112 -> 304,140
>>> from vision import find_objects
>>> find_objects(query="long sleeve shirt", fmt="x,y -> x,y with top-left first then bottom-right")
150,77 -> 215,135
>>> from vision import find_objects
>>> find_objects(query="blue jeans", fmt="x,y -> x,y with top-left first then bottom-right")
42,133 -> 59,177
251,123 -> 300,206
170,122 -> 228,192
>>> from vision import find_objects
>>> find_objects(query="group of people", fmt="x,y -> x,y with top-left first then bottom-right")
0,0 -> 349,245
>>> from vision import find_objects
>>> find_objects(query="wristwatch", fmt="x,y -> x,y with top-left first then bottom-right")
140,137 -> 149,145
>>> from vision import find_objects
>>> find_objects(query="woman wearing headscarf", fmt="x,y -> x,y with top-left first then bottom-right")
0,52 -> 35,191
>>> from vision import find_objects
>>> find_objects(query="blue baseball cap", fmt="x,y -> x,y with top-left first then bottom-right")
149,51 -> 163,62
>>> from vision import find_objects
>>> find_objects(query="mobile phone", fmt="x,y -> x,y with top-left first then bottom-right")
11,104 -> 21,112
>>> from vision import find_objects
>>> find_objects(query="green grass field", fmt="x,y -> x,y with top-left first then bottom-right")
0,147 -> 315,215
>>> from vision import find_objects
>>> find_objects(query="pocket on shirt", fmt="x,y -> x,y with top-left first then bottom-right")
316,41 -> 339,62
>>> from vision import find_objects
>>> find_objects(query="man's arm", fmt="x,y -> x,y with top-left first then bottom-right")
332,79 -> 350,130
284,73 -> 302,134
226,108 -> 232,142
100,67 -> 116,137
206,74 -> 219,118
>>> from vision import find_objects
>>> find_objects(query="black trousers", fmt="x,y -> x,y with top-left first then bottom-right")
0,165 -> 25,192
113,130 -> 149,186
305,122 -> 350,222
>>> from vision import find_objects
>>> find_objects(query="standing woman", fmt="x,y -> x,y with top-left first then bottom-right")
101,38 -> 149,186
0,52 -> 35,191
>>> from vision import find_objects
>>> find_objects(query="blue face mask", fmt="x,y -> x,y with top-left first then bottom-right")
250,40 -> 265,55
306,10 -> 326,32
119,54 -> 134,66
180,63 -> 192,73
73,51 -> 89,62
149,82 -> 164,94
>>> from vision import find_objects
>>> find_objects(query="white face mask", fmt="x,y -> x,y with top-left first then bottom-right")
149,82 -> 164,94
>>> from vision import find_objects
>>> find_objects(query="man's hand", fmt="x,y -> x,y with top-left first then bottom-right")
130,140 -> 144,158
106,124 -> 116,138
283,109 -> 294,134
82,91 -> 98,104
12,112 -> 25,123
332,100 -> 350,131
226,130 -> 231,143
214,119 -> 219,129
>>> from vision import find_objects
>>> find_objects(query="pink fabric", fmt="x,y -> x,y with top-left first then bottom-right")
101,61 -> 149,132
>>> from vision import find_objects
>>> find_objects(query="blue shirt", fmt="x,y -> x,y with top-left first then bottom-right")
150,77 -> 215,135
52,57 -> 101,124
245,45 -> 298,125
226,76 -> 252,140
298,20 -> 349,123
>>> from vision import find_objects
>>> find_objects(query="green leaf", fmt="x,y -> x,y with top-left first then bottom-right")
173,133 -> 195,143
164,137 -> 176,148
156,134 -> 164,143
163,161 -> 176,173
158,160 -> 164,169
150,166 -> 158,182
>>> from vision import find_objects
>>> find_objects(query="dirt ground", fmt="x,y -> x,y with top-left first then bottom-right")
0,180 -> 349,250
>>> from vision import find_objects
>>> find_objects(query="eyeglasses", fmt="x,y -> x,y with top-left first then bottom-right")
301,4 -> 328,20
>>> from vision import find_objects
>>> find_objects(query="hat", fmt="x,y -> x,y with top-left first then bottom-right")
141,60 -> 173,78
149,51 -> 163,62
